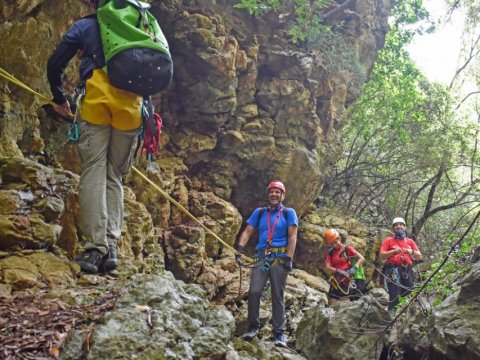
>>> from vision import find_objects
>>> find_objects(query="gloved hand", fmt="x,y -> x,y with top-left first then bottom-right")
335,269 -> 349,277
346,266 -> 357,275
283,256 -> 293,272
236,245 -> 245,265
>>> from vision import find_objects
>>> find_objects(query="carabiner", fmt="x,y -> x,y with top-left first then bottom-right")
68,123 -> 79,143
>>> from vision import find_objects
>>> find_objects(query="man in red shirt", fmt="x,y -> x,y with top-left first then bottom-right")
380,217 -> 423,309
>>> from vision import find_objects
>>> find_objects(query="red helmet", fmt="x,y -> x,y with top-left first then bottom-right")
267,181 -> 286,194
324,229 -> 340,245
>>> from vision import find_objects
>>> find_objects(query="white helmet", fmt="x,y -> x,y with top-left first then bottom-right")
392,217 -> 406,226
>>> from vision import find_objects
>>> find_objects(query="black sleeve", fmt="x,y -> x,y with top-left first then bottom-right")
47,41 -> 79,105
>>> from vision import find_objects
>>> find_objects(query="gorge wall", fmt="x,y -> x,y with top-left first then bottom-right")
1,1 -> 395,358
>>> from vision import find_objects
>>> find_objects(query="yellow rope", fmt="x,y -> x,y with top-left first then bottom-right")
330,275 -> 352,295
131,166 -> 255,263
0,67 -> 254,264
0,67 -> 56,106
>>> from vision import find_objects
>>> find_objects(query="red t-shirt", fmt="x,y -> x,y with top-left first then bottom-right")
326,245 -> 356,271
380,237 -> 419,266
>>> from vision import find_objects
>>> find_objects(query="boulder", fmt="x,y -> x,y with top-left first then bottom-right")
61,273 -> 236,360
398,264 -> 480,360
296,288 -> 390,360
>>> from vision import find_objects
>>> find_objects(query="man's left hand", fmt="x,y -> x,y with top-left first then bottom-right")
346,266 -> 357,275
283,256 -> 293,272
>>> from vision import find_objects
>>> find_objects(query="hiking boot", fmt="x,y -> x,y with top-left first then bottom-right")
76,249 -> 104,274
242,325 -> 259,340
100,244 -> 118,272
273,331 -> 287,348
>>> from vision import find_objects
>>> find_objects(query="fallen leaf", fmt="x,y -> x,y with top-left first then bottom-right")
135,304 -> 151,312
50,346 -> 60,358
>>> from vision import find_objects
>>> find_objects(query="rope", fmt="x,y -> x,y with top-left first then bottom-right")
0,67 -> 56,106
0,67 -> 255,264
132,166 -> 256,263
330,275 -> 353,295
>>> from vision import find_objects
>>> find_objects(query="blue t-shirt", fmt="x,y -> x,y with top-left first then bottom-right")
246,206 -> 298,250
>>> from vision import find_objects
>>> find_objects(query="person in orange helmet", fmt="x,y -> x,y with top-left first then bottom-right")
324,228 -> 365,306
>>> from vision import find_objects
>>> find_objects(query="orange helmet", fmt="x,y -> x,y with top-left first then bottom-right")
267,181 -> 286,193
324,229 -> 340,245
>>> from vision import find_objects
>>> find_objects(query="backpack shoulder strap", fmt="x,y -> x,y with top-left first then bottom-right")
343,245 -> 351,264
283,207 -> 290,245
256,207 -> 267,228
327,247 -> 333,257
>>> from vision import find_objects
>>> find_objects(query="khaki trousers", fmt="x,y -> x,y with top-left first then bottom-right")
77,118 -> 139,255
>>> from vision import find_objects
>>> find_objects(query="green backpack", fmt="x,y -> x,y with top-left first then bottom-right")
97,0 -> 173,96
328,245 -> 366,280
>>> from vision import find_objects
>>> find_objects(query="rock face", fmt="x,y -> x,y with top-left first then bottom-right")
157,0 -> 393,216
0,0 -> 392,295
0,157 -> 79,255
0,0 -> 396,358
0,250 -> 78,294
61,273 -> 236,359
295,288 -> 390,360
1,0 -> 392,219
0,156 -> 161,295
397,263 -> 480,360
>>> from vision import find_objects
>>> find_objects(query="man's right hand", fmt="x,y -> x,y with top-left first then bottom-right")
335,269 -> 349,277
235,245 -> 245,265
53,100 -> 74,119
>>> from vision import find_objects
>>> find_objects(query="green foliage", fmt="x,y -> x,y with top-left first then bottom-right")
391,0 -> 429,27
233,0 -> 281,16
233,0 -> 330,43
422,231 -> 479,305
321,0 -> 480,247
286,0 -> 331,43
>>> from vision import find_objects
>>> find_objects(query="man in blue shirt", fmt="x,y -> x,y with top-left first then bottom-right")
236,181 -> 298,348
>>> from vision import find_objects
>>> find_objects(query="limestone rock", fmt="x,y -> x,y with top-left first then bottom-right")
163,224 -> 207,282
0,251 -> 77,295
397,264 -> 480,359
189,190 -> 243,257
62,273 -> 236,360
296,290 -> 391,360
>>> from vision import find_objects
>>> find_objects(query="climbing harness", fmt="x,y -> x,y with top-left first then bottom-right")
381,264 -> 413,288
237,252 -> 289,296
